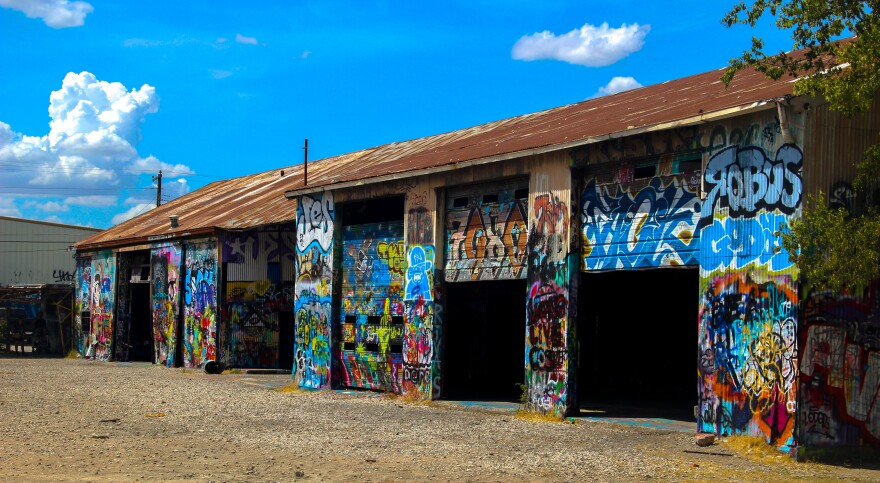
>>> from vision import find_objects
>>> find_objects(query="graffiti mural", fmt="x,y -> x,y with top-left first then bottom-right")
151,245 -> 181,367
445,191 -> 528,281
294,191 -> 334,388
85,252 -> 116,361
339,222 -> 405,391
183,242 -> 218,368
74,256 -> 91,356
223,280 -> 284,368
581,175 -> 700,270
698,139 -> 802,450
525,173 -> 573,415
800,285 -> 880,447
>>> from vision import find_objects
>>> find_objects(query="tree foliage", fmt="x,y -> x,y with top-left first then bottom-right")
723,0 -> 880,291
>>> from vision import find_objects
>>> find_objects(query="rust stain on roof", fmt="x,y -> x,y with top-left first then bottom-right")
78,61 -> 799,251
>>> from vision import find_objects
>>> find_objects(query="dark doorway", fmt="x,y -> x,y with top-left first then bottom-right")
128,283 -> 153,362
578,268 -> 697,419
278,310 -> 294,370
443,279 -> 526,401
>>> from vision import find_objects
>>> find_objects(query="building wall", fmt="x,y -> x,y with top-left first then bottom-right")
222,229 -> 295,369
151,244 -> 182,367
0,217 -> 100,286
183,241 -> 219,368
798,100 -> 880,450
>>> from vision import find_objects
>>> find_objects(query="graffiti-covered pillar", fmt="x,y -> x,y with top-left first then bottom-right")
151,244 -> 183,367
182,241 -> 219,368
74,255 -> 92,356
525,154 -> 578,415
294,191 -> 335,388
402,184 -> 439,399
87,251 -> 116,361
697,117 -> 802,451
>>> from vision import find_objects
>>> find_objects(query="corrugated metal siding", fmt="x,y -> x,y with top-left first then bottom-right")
696,112 -> 802,450
223,280 -> 281,368
0,217 -> 100,286
444,181 -> 528,282
581,158 -> 701,270
151,245 -> 182,367
798,97 -> 880,449
802,96 -> 880,209
338,222 -> 406,391
524,153 -> 575,415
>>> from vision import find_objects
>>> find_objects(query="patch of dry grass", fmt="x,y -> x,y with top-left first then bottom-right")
386,392 -> 432,406
514,408 -> 565,423
221,368 -> 243,375
65,349 -> 81,359
719,435 -> 796,464
275,382 -> 308,394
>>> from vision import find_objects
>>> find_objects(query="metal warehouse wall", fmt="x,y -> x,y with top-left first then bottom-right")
0,217 -> 100,286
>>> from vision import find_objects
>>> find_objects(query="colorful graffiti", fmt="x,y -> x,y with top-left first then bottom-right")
74,256 -> 91,356
87,252 -> 116,361
223,280 -> 283,368
183,243 -> 218,368
405,245 -> 434,302
697,141 -> 802,450
525,177 -> 573,415
151,246 -> 181,367
697,273 -> 798,445
339,222 -> 405,391
581,176 -> 700,270
294,191 -> 334,388
445,194 -> 527,281
800,286 -> 880,447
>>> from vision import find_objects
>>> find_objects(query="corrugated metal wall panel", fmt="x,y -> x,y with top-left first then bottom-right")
338,221 -> 405,391
581,156 -> 701,270
0,217 -> 99,286
444,181 -> 528,282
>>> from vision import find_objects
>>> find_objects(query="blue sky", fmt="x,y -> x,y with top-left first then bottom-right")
0,0 -> 794,228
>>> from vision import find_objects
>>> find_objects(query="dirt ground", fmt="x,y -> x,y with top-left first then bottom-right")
0,355 -> 878,482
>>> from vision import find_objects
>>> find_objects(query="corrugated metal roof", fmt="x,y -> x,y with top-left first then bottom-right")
78,60 -> 801,251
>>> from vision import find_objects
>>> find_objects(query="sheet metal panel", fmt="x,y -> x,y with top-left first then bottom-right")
182,241 -> 219,368
581,156 -> 701,270
445,181 -> 528,281
338,221 -> 406,391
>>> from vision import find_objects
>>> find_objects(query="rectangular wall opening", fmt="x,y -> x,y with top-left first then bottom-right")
578,268 -> 697,420
443,279 -> 526,401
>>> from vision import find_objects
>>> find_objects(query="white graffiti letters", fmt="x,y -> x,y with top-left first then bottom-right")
297,192 -> 334,252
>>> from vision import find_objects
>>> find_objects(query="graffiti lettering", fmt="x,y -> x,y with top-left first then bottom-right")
52,269 -> 75,283
701,144 -> 802,225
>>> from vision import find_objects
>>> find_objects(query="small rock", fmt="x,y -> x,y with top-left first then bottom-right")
295,470 -> 305,477
695,433 -> 716,447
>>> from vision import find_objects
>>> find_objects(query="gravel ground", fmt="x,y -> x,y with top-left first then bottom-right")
0,356 -> 877,482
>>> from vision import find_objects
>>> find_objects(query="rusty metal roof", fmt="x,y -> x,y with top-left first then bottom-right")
77,60 -> 800,251
76,166 -> 304,250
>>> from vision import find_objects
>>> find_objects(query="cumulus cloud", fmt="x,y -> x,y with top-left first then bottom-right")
235,33 -> 258,45
0,71 -> 195,226
0,0 -> 93,28
594,76 -> 643,97
512,22 -> 649,67
111,203 -> 155,225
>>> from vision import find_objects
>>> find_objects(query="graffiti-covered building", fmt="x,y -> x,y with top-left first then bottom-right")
75,52 -> 879,456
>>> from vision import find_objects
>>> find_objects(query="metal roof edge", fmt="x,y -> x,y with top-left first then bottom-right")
283,99 -> 780,198
74,227 -> 217,253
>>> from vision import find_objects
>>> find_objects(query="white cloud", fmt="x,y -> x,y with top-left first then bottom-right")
216,37 -> 229,44
0,0 -> 92,28
512,22 -> 649,67
595,76 -> 642,97
301,50 -> 312,59
122,36 -> 197,48
0,197 -> 23,217
235,33 -> 258,45
25,200 -> 69,212
111,203 -> 155,225
0,71 -> 195,225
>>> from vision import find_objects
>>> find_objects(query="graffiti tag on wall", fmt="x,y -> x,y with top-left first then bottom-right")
581,176 -> 700,270
445,194 -> 527,281
183,243 -> 217,368
294,191 -> 334,388
151,246 -> 181,367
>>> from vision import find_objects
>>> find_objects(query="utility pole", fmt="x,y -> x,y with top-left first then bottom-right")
303,139 -> 308,186
153,170 -> 163,207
